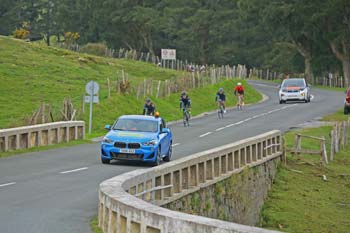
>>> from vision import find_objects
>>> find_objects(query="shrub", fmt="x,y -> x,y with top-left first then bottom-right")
80,43 -> 108,57
64,32 -> 80,47
13,28 -> 29,39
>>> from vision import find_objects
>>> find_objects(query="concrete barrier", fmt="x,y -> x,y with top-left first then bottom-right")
99,130 -> 282,233
0,121 -> 85,152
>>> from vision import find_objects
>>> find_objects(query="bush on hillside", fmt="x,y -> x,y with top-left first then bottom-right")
13,28 -> 29,39
80,43 -> 108,57
64,32 -> 80,47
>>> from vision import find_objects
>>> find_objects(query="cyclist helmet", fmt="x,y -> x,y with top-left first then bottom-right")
145,98 -> 151,103
181,91 -> 187,96
218,88 -> 224,92
237,82 -> 242,86
154,111 -> 160,117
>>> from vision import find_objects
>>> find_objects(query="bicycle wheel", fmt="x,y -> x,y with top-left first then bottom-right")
220,105 -> 224,118
218,105 -> 224,119
185,111 -> 190,126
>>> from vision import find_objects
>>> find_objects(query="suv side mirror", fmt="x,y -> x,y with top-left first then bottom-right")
104,125 -> 111,130
161,128 -> 170,134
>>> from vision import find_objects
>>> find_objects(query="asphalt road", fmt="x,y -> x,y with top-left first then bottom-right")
0,81 -> 344,233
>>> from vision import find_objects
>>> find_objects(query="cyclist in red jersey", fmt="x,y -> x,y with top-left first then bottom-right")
234,82 -> 245,108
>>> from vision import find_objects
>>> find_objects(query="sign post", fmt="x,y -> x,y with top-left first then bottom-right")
85,81 -> 99,134
161,49 -> 176,69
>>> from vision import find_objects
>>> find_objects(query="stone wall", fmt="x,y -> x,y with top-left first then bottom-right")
98,130 -> 283,233
164,158 -> 279,226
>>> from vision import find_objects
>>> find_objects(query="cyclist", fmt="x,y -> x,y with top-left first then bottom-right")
234,82 -> 245,107
143,98 -> 156,116
180,91 -> 191,113
215,88 -> 226,113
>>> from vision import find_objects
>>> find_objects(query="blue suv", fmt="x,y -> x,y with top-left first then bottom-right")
101,115 -> 173,166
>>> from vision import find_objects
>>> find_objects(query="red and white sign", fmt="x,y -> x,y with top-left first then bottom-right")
161,49 -> 176,60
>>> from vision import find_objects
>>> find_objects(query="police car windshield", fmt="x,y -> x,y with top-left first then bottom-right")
113,119 -> 158,133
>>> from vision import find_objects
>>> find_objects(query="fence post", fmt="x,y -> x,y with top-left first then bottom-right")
295,134 -> 302,155
330,130 -> 334,161
334,123 -> 339,153
321,136 -> 328,164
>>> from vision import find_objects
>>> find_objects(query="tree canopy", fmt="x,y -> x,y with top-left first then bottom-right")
1,0 -> 349,84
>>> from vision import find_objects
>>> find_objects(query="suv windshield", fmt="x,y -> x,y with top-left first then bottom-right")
282,79 -> 305,88
113,119 -> 158,133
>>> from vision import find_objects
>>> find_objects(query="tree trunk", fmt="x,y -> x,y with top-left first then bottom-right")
342,58 -> 350,88
141,31 -> 155,57
46,32 -> 50,46
294,42 -> 313,83
329,38 -> 350,88
304,56 -> 313,84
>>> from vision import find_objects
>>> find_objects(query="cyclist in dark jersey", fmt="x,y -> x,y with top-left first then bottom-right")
215,88 -> 226,113
143,98 -> 156,116
180,91 -> 191,111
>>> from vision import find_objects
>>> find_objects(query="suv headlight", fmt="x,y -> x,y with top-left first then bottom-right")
143,140 -> 157,146
102,137 -> 113,144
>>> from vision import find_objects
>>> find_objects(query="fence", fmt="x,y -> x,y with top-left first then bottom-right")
287,121 -> 350,164
98,130 -> 282,233
0,121 -> 85,152
330,121 -> 350,160
57,42 -> 347,90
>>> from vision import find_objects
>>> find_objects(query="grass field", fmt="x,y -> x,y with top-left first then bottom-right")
261,126 -> 350,233
0,36 -> 182,129
0,36 -> 261,136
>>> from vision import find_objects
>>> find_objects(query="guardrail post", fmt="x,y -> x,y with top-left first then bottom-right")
75,126 -> 78,140
15,134 -> 20,150
4,136 -> 9,151
27,132 -> 32,148
66,126 -> 70,142
37,130 -> 42,147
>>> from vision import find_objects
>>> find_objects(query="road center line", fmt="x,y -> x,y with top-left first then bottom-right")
215,127 -> 226,131
172,143 -> 180,147
199,132 -> 212,138
60,167 -> 88,174
0,182 -> 16,188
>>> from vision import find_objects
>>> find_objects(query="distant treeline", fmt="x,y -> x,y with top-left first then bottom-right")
1,0 -> 349,85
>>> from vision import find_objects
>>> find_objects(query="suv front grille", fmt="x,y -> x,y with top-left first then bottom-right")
114,142 -> 126,148
128,143 -> 141,149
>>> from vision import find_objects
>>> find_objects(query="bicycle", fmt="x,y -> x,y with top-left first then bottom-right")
217,100 -> 225,119
182,106 -> 191,127
237,94 -> 244,111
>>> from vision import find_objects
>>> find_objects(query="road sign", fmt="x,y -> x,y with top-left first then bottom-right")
161,49 -> 176,60
84,95 -> 99,103
85,81 -> 99,134
86,81 -> 99,95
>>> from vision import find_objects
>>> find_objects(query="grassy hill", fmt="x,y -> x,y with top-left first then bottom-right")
0,36 -> 262,135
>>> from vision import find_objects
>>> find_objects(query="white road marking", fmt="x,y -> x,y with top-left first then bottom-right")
199,132 -> 213,138
0,182 -> 16,188
310,94 -> 315,100
172,143 -> 180,147
253,83 -> 279,89
199,103 -> 299,137
60,167 -> 88,174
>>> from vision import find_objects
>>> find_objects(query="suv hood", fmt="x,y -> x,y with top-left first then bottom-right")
105,130 -> 158,143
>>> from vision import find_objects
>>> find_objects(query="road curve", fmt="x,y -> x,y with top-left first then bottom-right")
0,81 -> 344,233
